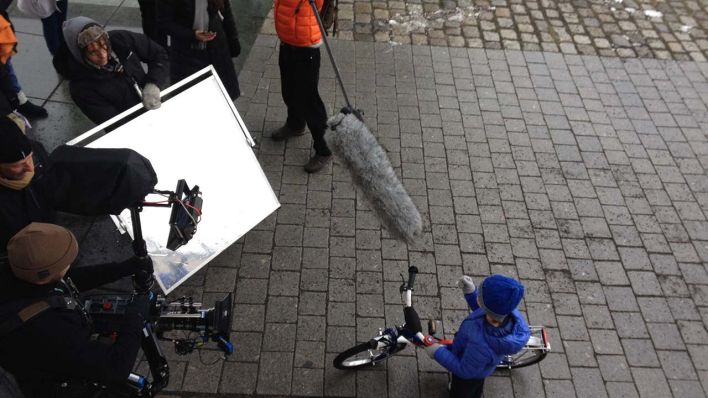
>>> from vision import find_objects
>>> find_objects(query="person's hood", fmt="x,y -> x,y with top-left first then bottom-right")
62,16 -> 100,66
482,310 -> 531,355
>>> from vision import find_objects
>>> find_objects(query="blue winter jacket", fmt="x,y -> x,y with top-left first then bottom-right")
434,290 -> 531,380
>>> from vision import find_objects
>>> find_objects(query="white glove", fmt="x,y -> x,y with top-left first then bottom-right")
142,83 -> 161,110
421,335 -> 442,359
457,275 -> 475,294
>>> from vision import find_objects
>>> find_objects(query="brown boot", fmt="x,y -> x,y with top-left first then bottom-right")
271,125 -> 306,141
304,154 -> 332,173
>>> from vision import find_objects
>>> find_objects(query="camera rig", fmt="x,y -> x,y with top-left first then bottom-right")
94,179 -> 226,397
84,292 -> 233,397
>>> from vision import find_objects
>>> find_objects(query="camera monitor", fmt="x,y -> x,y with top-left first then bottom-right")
69,67 -> 280,293
166,180 -> 202,251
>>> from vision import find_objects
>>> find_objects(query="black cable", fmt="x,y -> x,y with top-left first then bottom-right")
198,348 -> 225,366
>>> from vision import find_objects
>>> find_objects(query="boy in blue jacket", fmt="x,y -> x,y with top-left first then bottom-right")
422,274 -> 531,398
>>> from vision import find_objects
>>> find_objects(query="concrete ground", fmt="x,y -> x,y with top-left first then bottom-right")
7,0 -> 708,397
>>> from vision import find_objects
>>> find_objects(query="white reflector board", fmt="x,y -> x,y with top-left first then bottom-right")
69,67 -> 279,294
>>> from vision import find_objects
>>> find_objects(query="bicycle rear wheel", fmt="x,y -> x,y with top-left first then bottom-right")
496,327 -> 550,370
496,347 -> 548,369
333,339 -> 407,370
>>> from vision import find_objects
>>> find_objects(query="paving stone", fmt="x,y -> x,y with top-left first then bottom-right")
589,329 -> 623,355
631,367 -> 673,398
612,312 -> 649,338
687,344 -> 708,371
257,352 -> 293,395
543,379 -> 577,397
595,261 -> 630,285
668,380 -> 707,398
606,382 -> 639,398
324,354 -> 357,396
292,368 -> 324,396
658,350 -> 698,380
539,352 -> 573,380
598,355 -> 633,382
627,271 -> 663,296
263,323 -> 297,351
571,367 -> 608,398
558,315 -> 590,341
564,340 -> 597,366
220,362 -> 259,394
622,338 -> 661,367
604,286 -> 640,311
182,353 -> 223,393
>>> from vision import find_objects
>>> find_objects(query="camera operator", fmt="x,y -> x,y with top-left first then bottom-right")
0,223 -> 154,397
0,115 -> 54,253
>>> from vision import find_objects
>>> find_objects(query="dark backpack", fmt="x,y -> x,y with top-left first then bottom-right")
319,0 -> 338,35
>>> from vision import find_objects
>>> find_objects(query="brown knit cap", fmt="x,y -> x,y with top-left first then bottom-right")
7,223 -> 78,284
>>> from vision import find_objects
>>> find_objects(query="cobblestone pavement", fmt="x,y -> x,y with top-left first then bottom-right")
145,34 -> 708,397
7,1 -> 708,397
262,0 -> 708,61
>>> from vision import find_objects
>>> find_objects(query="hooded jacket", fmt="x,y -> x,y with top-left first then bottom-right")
434,290 -> 531,380
156,0 -> 240,100
0,141 -> 54,253
53,17 -> 169,125
0,261 -> 146,397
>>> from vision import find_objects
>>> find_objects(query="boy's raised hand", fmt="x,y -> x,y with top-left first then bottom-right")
457,275 -> 475,294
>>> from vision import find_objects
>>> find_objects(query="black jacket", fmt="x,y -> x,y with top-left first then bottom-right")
0,141 -> 55,252
0,62 -> 18,115
0,261 -> 145,397
156,0 -> 240,99
53,28 -> 169,125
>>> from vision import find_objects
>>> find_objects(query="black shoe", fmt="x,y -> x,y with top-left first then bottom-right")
304,154 -> 332,173
271,125 -> 306,141
17,101 -> 48,119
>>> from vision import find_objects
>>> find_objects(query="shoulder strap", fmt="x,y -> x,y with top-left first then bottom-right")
0,296 -> 75,338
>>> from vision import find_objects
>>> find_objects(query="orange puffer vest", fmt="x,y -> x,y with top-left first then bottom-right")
274,0 -> 323,47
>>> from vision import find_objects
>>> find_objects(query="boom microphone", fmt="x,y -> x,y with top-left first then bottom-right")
327,111 -> 423,244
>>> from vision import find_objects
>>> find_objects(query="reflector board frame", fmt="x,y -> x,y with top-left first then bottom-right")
69,66 -> 279,294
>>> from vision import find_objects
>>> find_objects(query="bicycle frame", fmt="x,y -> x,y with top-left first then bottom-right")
334,267 -> 550,371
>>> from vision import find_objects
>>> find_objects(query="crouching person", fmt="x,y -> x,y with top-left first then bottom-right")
0,223 -> 153,397
421,275 -> 531,398
53,17 -> 169,125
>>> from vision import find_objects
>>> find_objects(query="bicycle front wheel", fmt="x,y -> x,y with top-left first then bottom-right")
333,339 -> 407,370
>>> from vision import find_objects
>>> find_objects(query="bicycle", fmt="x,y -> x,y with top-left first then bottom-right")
333,267 -> 551,370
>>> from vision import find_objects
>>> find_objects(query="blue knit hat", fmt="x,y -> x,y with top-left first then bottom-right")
477,274 -> 525,322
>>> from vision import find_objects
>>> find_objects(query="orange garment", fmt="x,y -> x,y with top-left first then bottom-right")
274,0 -> 323,47
0,15 -> 16,64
